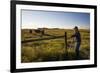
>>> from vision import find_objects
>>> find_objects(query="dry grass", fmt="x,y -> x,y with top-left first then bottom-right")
21,28 -> 90,63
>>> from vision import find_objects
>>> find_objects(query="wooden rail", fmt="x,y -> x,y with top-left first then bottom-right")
22,32 -> 68,52
22,35 -> 64,43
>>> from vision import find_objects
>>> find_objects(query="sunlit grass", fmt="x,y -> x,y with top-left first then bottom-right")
21,29 -> 90,63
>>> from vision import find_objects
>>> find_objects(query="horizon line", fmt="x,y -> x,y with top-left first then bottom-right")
21,27 -> 90,30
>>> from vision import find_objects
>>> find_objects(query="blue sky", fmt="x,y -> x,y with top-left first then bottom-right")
21,10 -> 90,29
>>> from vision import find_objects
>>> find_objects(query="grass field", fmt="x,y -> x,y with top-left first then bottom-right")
21,28 -> 90,63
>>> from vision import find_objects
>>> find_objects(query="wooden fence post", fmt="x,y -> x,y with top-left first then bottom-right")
64,32 -> 68,59
65,32 -> 67,50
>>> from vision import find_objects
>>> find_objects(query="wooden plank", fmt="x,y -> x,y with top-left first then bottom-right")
22,36 -> 64,43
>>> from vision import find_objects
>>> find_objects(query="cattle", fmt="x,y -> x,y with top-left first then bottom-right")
29,30 -> 32,33
34,28 -> 45,35
34,29 -> 41,33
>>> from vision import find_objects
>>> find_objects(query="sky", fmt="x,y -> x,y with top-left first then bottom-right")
21,10 -> 90,29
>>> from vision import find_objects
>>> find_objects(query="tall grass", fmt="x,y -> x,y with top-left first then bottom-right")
21,29 -> 90,63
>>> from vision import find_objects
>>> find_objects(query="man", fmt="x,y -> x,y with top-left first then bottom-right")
71,26 -> 81,59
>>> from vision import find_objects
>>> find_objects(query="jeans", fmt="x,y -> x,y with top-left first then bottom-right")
75,42 -> 81,59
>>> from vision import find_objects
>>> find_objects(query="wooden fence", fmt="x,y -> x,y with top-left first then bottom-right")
22,32 -> 68,49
